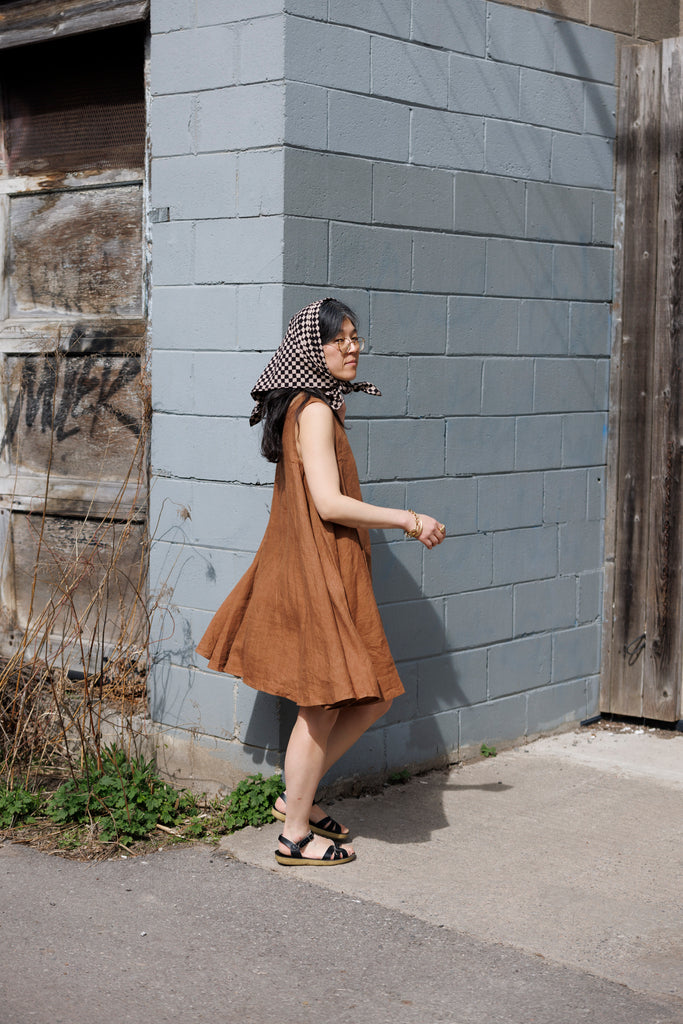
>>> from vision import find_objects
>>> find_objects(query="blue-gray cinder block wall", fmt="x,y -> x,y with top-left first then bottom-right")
148,0 -> 615,787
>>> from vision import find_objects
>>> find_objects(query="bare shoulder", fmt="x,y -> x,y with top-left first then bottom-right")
296,398 -> 336,458
298,398 -> 335,429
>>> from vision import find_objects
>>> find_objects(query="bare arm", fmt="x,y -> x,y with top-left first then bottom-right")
297,401 -> 445,549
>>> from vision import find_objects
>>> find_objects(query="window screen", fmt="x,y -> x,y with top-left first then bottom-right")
1,22 -> 146,175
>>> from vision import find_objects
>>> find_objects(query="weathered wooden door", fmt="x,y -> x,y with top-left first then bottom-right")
0,14 -> 148,672
602,38 -> 683,722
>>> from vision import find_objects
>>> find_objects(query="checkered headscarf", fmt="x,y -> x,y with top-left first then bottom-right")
249,298 -> 381,425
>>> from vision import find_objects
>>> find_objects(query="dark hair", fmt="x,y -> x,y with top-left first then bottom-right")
258,299 -> 358,463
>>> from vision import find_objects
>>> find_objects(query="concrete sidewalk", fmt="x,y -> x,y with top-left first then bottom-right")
2,725 -> 682,1024
223,725 -> 683,1005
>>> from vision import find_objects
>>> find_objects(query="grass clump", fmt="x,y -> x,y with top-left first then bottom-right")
222,772 -> 284,832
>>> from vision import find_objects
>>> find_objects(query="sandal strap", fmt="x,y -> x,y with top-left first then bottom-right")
315,814 -> 343,835
322,843 -> 352,861
277,831 -> 314,856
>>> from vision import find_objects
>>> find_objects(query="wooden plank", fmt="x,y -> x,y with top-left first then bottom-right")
644,37 -> 683,722
604,43 -> 661,717
0,0 -> 148,49
8,184 -> 143,317
0,318 -> 146,356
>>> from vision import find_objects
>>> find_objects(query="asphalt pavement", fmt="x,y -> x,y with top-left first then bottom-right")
2,725 -> 682,1024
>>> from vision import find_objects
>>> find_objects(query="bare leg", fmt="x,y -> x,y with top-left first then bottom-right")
278,705 -> 355,859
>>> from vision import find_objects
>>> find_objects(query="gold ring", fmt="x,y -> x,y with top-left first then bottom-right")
438,523 -> 446,534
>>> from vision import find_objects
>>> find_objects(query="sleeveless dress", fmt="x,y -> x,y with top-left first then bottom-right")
195,395 -> 405,708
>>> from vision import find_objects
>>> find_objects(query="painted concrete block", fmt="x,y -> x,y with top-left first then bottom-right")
578,570 -> 603,623
422,532 -> 493,598
325,726 -> 386,783
485,120 -> 551,182
417,648 -> 488,712
283,216 -> 328,285
593,359 -> 610,410
237,149 -> 285,217
371,665 -> 419,729
448,296 -> 519,355
543,468 -> 588,524
454,172 -> 525,237
239,15 -> 285,84
236,283 -> 284,350
518,299 -> 569,355
329,91 -> 409,162
152,284 -> 237,350
367,418 -> 444,480
534,357 -> 598,414
589,0 -> 633,34
373,163 -> 453,231
519,68 -> 584,133
286,18 -> 370,92
408,356 -> 482,417
478,472 -> 544,531
361,481 -> 407,522
514,575 -> 577,636
371,35 -> 448,108
555,20 -> 616,84
150,94 -> 195,157
150,541 -> 255,614
370,292 -> 447,354
636,0 -> 680,42
347,354 -> 409,418
329,0 -> 411,37
195,217 -> 284,285
153,153 -> 237,220
527,678 -> 588,734
569,302 -> 611,356
559,519 -> 603,574
486,238 -> 553,298
151,220 -> 194,286
380,597 -> 446,661
482,357 -> 534,415
459,693 -> 527,750
285,149 -> 372,222
592,192 -> 615,245
235,684 -> 296,751
197,0 -> 282,23
383,712 -> 457,771
488,633 -> 552,698
149,663 -> 236,736
152,350 -> 270,418
587,468 -> 606,520
406,477 -> 478,537
445,586 -> 514,650
151,413 -> 271,485
446,417 -> 515,476
284,82 -> 328,150
284,0 -> 328,18
151,0 -> 194,33
151,25 -> 237,94
526,182 -> 592,244
197,83 -> 284,153
554,242 -> 613,303
412,233 -> 486,295
585,82 -> 617,138
550,133 -> 614,190
370,541 -> 424,605
561,411 -> 607,468
329,222 -> 412,291
493,525 -> 558,585
515,413 -> 563,471
449,53 -> 519,120
150,478 -> 273,552
411,107 -> 484,172
412,0 -> 486,57
552,622 -> 600,682
487,4 -> 555,72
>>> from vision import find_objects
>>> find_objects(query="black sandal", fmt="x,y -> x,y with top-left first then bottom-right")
274,831 -> 356,867
272,793 -> 352,842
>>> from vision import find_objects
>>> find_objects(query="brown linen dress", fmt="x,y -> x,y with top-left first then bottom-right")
196,394 -> 405,708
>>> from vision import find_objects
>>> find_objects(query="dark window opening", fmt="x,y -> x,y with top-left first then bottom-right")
1,21 -> 146,175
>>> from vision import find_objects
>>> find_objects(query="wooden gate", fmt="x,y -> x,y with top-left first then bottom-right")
0,12 -> 149,673
602,38 -> 683,722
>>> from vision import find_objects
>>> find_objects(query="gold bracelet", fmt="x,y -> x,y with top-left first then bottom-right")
404,509 -> 423,539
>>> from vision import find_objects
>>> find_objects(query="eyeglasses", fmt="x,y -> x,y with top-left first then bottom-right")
324,337 -> 366,356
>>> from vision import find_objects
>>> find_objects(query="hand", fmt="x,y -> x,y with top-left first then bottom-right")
417,514 -> 446,550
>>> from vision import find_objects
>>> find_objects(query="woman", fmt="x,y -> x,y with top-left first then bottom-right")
196,298 -> 445,866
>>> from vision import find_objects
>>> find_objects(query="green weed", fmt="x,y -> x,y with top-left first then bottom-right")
222,772 -> 284,831
0,785 -> 41,827
480,742 -> 497,758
